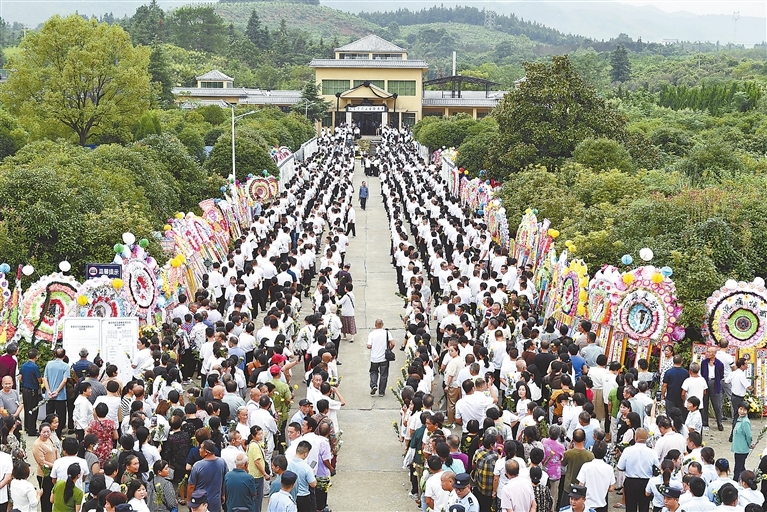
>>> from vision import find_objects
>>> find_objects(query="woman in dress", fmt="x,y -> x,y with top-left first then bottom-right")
33,422 -> 58,512
541,425 -> 564,493
530,466 -> 554,512
88,403 -> 118,467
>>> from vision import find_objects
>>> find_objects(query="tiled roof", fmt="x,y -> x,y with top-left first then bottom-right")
422,90 -> 507,107
195,70 -> 234,81
172,87 -> 302,105
336,35 -> 407,53
172,87 -> 249,97
310,59 -> 428,69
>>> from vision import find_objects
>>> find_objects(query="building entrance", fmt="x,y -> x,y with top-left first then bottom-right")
351,112 -> 382,136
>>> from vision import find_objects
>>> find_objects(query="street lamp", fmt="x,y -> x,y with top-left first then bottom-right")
335,92 -> 341,128
230,104 -> 258,185
296,98 -> 311,119
392,93 -> 398,128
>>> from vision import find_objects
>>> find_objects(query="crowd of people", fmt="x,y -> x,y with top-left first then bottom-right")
0,127 -> 371,512
1,122 -> 765,512
369,125 -> 767,512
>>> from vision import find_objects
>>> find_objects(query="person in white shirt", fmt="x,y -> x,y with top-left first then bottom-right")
94,380 -> 122,423
726,358 -> 752,426
423,459 -> 449,512
499,458 -> 535,512
576,440 -> 615,510
131,338 -> 154,379
51,437 -> 89,491
367,319 -> 393,397
73,382 -> 94,439
681,363 -> 708,404
454,380 -> 492,433
220,430 -> 246,471
170,294 -> 190,321
10,461 -> 39,512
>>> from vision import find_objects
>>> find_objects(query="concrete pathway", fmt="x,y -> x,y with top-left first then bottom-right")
322,162 -> 414,511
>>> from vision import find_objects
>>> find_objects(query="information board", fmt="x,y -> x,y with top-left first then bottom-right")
61,317 -> 138,385
62,319 -> 102,375
102,318 -> 138,385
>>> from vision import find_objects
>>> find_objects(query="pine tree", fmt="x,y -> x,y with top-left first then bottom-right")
610,44 -> 631,83
148,42 -> 174,109
245,10 -> 269,50
293,81 -> 331,123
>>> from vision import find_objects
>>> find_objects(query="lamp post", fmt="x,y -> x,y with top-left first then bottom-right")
335,92 -> 341,128
230,104 -> 258,185
392,93 -> 398,129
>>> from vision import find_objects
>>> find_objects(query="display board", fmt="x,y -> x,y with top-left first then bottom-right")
605,330 -> 627,365
633,338 -> 652,368
62,317 -> 137,384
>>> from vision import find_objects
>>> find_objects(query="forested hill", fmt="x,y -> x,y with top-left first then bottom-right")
358,6 -> 582,46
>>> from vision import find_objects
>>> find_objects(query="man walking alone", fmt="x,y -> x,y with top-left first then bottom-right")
359,181 -> 369,211
367,319 -> 393,397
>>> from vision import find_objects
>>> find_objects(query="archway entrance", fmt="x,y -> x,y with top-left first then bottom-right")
352,112 -> 382,136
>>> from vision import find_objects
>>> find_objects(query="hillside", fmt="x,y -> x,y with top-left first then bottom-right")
325,0 -> 767,45
213,2 -> 378,39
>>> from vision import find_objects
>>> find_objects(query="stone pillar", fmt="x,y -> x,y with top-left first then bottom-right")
346,111 -> 352,126
381,111 -> 388,128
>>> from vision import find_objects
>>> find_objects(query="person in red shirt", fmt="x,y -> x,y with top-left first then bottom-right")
0,343 -> 18,389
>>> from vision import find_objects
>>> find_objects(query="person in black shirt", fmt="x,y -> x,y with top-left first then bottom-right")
81,474 -> 107,512
533,340 -> 557,377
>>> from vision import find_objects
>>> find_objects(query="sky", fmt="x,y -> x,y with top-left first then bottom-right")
613,0 -> 765,17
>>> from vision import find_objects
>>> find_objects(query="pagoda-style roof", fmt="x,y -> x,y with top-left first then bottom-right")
335,35 -> 407,54
195,70 -> 234,81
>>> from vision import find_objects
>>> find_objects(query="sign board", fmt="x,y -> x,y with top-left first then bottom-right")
755,348 -> 767,403
102,318 -> 139,385
691,343 -> 708,366
62,317 -> 138,385
606,330 -> 626,366
85,264 -> 122,280
633,338 -> 652,368
62,318 -> 102,380
346,105 -> 387,112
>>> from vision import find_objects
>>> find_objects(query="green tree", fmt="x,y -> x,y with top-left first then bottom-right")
488,55 -> 629,173
416,115 -> 477,150
127,0 -> 166,46
167,6 -> 227,54
245,10 -> 269,50
610,44 -> 631,83
148,42 -> 175,109
134,111 -> 162,140
456,131 -> 496,176
205,128 -> 279,182
293,82 -> 331,124
573,138 -> 634,173
2,15 -> 150,146
138,133 -> 221,211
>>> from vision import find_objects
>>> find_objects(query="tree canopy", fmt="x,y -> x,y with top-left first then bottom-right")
1,15 -> 150,145
488,55 -> 631,174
